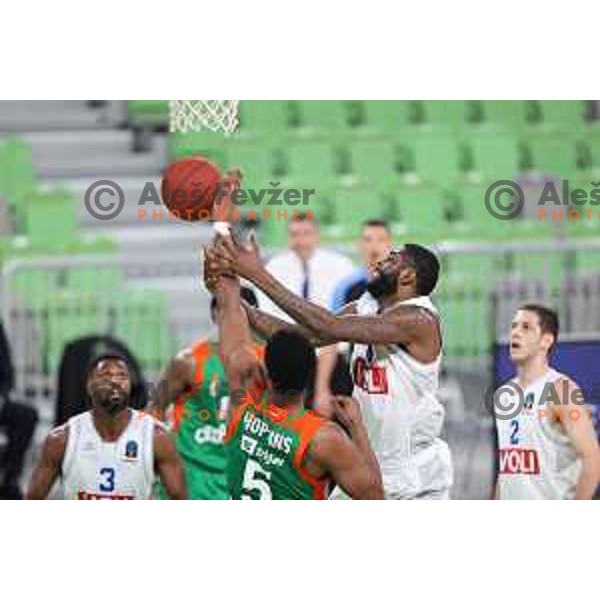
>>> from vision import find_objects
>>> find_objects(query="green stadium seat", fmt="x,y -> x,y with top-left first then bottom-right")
45,292 -> 101,372
580,131 -> 600,174
510,251 -> 564,292
325,186 -> 387,240
24,189 -> 77,248
422,101 -> 468,130
170,131 -> 227,165
67,266 -> 124,293
238,101 -> 291,136
414,133 -> 461,186
225,140 -> 276,192
284,142 -> 341,190
348,140 -> 401,190
363,101 -> 418,134
129,101 -> 169,127
462,131 -> 520,182
538,101 -> 587,131
0,138 -> 36,230
524,133 -> 577,179
296,101 -> 350,134
564,177 -> 600,238
479,101 -> 528,130
113,291 -> 176,372
393,184 -> 448,241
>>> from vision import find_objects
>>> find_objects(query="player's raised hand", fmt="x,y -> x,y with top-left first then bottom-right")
213,230 -> 263,280
331,396 -> 364,431
201,242 -> 234,292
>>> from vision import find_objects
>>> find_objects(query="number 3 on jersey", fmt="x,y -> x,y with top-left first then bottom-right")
242,459 -> 272,500
99,467 -> 116,492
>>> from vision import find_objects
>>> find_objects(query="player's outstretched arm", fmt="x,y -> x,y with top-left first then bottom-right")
148,350 -> 195,419
311,419 -> 384,500
242,302 -> 335,347
26,425 -> 68,500
554,379 -> 600,500
212,235 -> 436,348
154,424 -> 187,499
213,275 -> 267,404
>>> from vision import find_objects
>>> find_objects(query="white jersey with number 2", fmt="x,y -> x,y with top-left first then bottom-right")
61,409 -> 156,500
496,368 -> 582,500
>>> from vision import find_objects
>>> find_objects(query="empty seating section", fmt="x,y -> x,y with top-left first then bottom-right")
166,100 -> 600,244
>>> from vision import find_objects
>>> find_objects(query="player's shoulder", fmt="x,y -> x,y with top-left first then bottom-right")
310,419 -> 348,453
550,371 -> 581,395
42,422 -> 69,457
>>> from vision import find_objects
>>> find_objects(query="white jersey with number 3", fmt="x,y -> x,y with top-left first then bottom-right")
61,409 -> 156,500
496,368 -> 582,500
342,293 -> 453,499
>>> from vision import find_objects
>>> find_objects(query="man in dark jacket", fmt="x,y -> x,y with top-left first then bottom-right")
0,319 -> 38,499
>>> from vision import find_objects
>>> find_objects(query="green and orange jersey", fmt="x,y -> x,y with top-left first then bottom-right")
164,339 -> 264,500
225,393 -> 329,500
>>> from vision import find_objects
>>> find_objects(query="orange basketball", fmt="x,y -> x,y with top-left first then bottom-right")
160,156 -> 222,222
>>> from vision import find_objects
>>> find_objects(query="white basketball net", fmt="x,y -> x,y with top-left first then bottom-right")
169,100 -> 239,134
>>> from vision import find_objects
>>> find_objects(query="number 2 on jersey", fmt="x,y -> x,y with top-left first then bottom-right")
510,419 -> 520,445
242,459 -> 272,500
99,467 -> 116,492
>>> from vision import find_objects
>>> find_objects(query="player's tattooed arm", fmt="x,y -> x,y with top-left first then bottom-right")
26,425 -> 68,499
331,396 -> 383,491
242,302 -> 335,347
154,424 -> 187,499
553,378 -> 600,499
148,350 -> 195,419
213,276 -> 267,408
244,265 -> 438,349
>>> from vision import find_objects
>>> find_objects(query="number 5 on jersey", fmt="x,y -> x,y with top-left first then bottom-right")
242,459 -> 272,500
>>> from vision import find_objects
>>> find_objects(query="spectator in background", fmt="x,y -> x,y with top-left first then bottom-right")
315,220 -> 393,416
0,319 -> 38,499
256,214 -> 355,405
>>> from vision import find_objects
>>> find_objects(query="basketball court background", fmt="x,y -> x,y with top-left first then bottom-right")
2,100 -> 600,498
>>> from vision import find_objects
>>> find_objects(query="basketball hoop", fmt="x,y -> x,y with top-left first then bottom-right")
169,100 -> 239,135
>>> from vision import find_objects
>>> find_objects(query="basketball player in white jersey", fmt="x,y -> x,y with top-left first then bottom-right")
27,354 -> 187,499
495,304 -> 600,500
210,234 -> 452,499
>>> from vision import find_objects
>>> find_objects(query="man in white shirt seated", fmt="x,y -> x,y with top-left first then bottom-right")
256,214 -> 355,403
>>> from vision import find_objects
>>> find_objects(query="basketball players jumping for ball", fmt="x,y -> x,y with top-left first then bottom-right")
27,354 -> 187,499
495,304 -> 600,500
210,233 -> 452,500
148,288 -> 263,500
204,246 -> 383,500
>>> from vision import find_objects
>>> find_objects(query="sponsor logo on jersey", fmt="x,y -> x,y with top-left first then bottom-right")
193,424 -> 226,446
241,434 -> 257,456
82,441 -> 96,453
353,357 -> 389,395
77,491 -> 135,500
124,440 -> 138,460
499,448 -> 541,475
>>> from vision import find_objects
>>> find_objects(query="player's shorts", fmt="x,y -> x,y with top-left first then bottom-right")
158,460 -> 229,500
